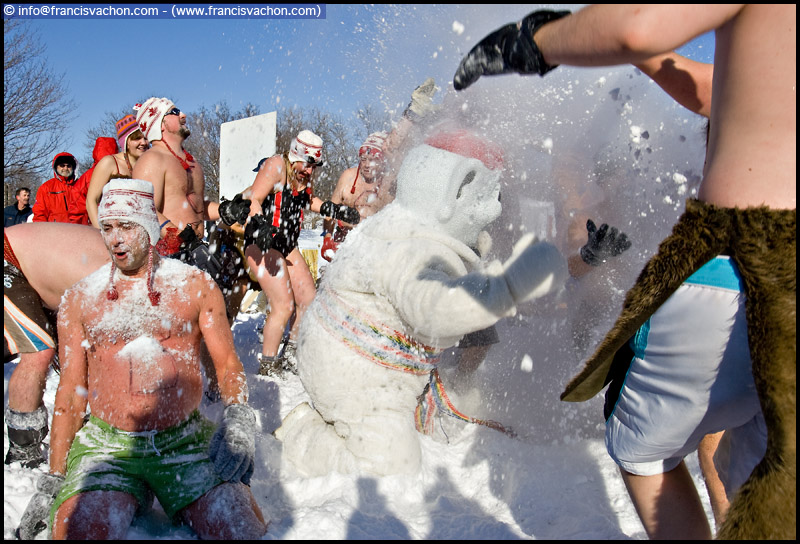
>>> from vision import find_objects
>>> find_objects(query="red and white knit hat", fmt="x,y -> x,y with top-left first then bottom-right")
288,130 -> 325,166
98,179 -> 161,245
359,131 -> 388,158
133,97 -> 175,142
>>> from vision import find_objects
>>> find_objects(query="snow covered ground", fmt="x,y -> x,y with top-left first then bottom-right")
4,307 -> 718,540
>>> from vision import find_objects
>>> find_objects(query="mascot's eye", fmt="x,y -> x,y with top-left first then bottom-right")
456,170 -> 476,199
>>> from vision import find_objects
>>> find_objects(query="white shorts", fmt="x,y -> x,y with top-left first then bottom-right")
605,256 -> 765,480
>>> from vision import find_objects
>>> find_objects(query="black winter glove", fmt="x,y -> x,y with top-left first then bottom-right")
218,194 -> 252,226
245,215 -> 276,253
453,9 -> 571,91
320,200 -> 361,226
208,404 -> 256,485
579,219 -> 632,266
179,225 -> 227,286
17,472 -> 64,540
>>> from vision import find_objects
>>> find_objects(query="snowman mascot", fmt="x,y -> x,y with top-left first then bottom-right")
275,129 -> 568,477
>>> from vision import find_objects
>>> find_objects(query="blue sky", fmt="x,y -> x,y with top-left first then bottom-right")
16,4 -> 715,159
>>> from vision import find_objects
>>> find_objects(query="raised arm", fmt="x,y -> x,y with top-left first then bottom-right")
635,52 -> 713,118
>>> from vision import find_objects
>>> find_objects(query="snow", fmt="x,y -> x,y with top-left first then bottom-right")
5,60 -> 717,539
4,309 -> 718,540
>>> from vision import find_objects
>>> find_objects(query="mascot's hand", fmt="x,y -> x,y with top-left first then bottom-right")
579,219 -> 632,266
218,194 -> 252,226
320,201 -> 361,226
453,10 -> 570,91
208,404 -> 256,485
404,78 -> 439,121
245,215 -> 276,253
503,233 -> 567,303
321,235 -> 339,262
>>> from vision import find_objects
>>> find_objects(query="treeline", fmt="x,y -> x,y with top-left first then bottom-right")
4,19 -> 391,205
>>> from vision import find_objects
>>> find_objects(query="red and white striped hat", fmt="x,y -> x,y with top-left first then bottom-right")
288,130 -> 325,166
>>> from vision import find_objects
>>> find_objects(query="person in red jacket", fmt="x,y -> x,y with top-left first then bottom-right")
32,152 -> 89,224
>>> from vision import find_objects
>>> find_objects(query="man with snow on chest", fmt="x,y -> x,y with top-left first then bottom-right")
17,179 -> 267,540
274,129 -> 569,477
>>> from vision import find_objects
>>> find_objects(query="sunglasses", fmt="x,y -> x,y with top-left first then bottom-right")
165,107 -> 181,116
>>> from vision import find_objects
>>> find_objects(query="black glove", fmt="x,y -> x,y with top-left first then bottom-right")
453,10 -> 571,91
320,200 -> 360,226
244,215 -> 276,252
208,404 -> 256,485
17,472 -> 64,540
579,219 -> 632,266
218,194 -> 252,226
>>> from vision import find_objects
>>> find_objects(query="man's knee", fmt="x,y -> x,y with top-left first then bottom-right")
52,490 -> 138,540
182,482 -> 267,540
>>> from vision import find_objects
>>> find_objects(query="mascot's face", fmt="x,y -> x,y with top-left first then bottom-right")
395,144 -> 502,247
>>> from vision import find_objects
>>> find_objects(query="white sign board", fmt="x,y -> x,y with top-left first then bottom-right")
219,111 -> 277,200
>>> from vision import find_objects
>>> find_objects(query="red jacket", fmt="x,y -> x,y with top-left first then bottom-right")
32,152 -> 89,224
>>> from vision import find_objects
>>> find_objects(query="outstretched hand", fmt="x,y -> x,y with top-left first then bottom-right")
320,200 -> 361,226
218,194 -> 252,226
453,10 -> 570,91
579,219 -> 632,266
404,78 -> 438,120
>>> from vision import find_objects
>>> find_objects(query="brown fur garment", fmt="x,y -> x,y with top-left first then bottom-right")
560,199 -> 796,539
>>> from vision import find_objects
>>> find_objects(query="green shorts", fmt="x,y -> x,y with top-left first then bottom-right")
51,411 -> 223,522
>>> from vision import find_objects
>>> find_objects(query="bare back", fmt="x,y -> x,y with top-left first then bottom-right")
5,222 -> 110,310
701,4 -> 796,209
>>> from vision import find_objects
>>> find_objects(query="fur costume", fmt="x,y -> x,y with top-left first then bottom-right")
561,198 -> 796,540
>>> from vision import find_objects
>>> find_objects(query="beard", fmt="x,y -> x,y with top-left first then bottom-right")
178,125 -> 191,139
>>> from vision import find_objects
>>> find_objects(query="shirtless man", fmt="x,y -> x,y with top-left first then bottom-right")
86,114 -> 149,227
131,97 -> 249,316
322,131 -> 393,260
4,223 -> 110,468
17,179 -> 267,540
455,4 -> 795,540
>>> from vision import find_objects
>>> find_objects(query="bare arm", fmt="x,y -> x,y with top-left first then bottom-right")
131,150 -> 171,233
242,155 -> 283,217
635,52 -> 713,117
535,4 -> 742,67
86,156 -> 117,228
49,290 -> 89,475
197,277 -> 248,405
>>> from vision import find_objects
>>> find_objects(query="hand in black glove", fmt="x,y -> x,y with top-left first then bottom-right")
320,200 -> 361,226
453,10 -> 571,91
178,224 -> 204,251
17,472 -> 64,540
244,215 -> 276,252
208,404 -> 256,485
579,219 -> 632,266
218,194 -> 252,226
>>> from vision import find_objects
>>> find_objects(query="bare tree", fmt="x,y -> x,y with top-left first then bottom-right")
4,20 -> 75,199
185,101 -> 262,203
276,106 -> 356,200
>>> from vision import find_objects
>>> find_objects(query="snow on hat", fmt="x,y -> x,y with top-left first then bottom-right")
98,178 -> 161,245
425,129 -> 504,170
359,131 -> 388,158
288,130 -> 325,166
115,114 -> 141,153
133,97 -> 175,142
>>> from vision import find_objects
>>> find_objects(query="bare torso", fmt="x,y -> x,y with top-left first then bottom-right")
133,142 -> 206,238
333,166 -> 393,220
700,4 -> 796,209
5,223 -> 110,310
69,260 -> 209,430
